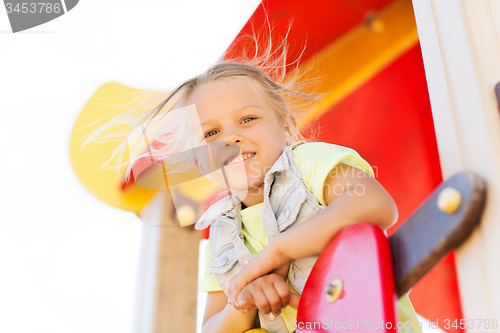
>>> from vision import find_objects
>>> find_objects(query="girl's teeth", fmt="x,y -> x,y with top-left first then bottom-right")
228,153 -> 254,165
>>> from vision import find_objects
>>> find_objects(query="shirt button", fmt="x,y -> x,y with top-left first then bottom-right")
283,207 -> 291,218
219,257 -> 228,265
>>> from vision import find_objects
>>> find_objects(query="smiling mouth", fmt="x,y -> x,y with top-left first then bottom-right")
224,153 -> 256,166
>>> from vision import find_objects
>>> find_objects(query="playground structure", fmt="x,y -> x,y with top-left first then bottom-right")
69,0 -> 500,332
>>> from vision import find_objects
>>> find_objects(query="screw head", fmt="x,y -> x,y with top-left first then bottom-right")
437,187 -> 462,214
325,278 -> 343,303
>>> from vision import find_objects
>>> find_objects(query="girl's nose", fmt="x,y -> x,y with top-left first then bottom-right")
223,131 -> 243,144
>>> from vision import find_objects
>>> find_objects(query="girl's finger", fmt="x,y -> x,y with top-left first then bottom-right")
289,294 -> 301,309
273,279 -> 291,308
229,293 -> 240,310
250,287 -> 271,315
231,276 -> 251,308
227,276 -> 240,308
262,283 -> 283,317
228,274 -> 241,305
238,290 -> 255,309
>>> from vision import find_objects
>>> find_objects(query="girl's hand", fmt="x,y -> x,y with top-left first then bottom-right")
227,241 -> 290,309
234,274 -> 301,317
270,262 -> 291,281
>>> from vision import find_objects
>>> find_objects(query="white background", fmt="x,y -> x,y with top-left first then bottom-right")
0,1 -> 443,332
0,1 -> 260,332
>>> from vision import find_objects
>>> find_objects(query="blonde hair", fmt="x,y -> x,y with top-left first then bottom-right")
81,19 -> 325,187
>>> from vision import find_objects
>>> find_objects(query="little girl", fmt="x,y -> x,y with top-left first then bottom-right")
85,33 -> 423,333
188,65 -> 422,333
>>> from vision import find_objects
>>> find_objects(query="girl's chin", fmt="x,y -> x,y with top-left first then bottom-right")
230,182 -> 264,198
221,183 -> 255,196
212,175 -> 262,193
214,181 -> 249,192
226,183 -> 251,193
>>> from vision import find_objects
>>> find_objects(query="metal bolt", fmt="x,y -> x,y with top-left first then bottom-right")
437,187 -> 462,214
325,278 -> 343,303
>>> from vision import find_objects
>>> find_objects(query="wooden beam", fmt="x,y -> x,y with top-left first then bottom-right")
133,190 -> 202,333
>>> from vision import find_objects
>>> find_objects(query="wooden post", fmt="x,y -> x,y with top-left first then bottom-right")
133,190 -> 202,333
412,0 -> 500,330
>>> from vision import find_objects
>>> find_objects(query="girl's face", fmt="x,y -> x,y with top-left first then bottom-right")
188,79 -> 289,203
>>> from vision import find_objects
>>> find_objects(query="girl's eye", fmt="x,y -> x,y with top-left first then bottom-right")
205,130 -> 218,138
241,117 -> 255,124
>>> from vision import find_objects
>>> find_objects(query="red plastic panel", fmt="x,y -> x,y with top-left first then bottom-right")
309,44 -> 462,332
296,223 -> 397,332
310,44 -> 442,234
224,0 -> 395,66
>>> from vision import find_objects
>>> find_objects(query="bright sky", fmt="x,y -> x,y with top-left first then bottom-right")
0,1 -> 260,332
